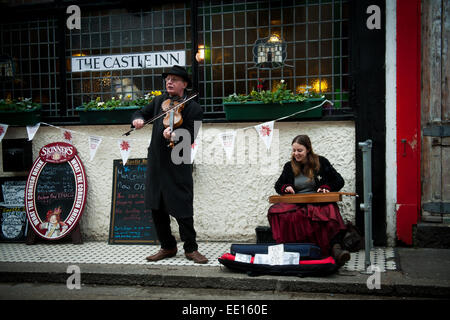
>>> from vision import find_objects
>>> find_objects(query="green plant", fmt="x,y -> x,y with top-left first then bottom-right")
80,91 -> 162,111
223,80 -> 323,104
0,97 -> 41,111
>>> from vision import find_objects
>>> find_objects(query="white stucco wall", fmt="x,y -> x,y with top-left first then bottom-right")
1,121 -> 355,242
385,0 -> 397,246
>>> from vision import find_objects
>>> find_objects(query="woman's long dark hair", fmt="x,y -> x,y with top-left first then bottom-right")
290,135 -> 320,179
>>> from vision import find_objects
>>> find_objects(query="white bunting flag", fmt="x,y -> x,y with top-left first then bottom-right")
254,121 -> 274,150
118,139 -> 131,165
26,123 -> 41,141
89,135 -> 102,161
191,139 -> 199,163
218,131 -> 236,160
0,124 -> 8,142
62,129 -> 73,144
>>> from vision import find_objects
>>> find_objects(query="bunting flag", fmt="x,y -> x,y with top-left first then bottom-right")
118,139 -> 131,165
26,123 -> 40,141
88,135 -> 102,161
62,129 -> 73,144
254,121 -> 274,150
218,131 -> 237,160
4,100 -> 329,164
0,124 -> 8,142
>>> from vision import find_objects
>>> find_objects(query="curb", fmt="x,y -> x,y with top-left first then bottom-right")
1,262 -> 449,298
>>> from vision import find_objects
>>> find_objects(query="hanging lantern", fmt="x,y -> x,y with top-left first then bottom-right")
0,55 -> 15,81
252,34 -> 287,69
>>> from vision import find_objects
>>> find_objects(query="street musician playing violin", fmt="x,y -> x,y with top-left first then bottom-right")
269,134 -> 351,266
131,65 -> 207,264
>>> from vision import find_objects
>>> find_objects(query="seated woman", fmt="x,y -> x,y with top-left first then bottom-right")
268,134 -> 350,266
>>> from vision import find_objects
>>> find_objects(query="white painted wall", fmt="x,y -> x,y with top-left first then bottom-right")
1,121 -> 355,242
385,0 -> 397,246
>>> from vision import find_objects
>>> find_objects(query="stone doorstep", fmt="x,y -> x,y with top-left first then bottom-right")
413,222 -> 450,248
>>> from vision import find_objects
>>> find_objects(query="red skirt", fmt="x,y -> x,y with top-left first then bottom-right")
268,202 -> 346,256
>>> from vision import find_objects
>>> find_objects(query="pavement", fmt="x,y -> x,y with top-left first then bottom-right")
0,241 -> 449,299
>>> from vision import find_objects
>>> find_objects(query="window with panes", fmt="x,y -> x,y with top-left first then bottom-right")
197,0 -> 350,119
0,0 -> 350,122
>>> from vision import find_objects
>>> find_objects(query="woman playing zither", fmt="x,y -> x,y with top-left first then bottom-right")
268,134 -> 351,266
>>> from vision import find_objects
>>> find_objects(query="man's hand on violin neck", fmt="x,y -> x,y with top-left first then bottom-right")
132,119 -> 145,129
163,127 -> 176,140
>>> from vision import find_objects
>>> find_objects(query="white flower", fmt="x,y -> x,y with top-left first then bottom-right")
97,102 -> 104,107
280,79 -> 285,83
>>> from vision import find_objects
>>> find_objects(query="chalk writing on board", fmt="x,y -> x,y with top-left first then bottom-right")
109,158 -> 158,244
0,177 -> 28,242
0,181 -> 26,206
35,162 -> 75,220
0,206 -> 28,242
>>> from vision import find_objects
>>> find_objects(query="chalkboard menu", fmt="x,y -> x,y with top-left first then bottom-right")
25,142 -> 87,240
35,162 -> 76,224
0,206 -> 28,242
109,158 -> 158,244
0,177 -> 28,242
0,178 -> 27,206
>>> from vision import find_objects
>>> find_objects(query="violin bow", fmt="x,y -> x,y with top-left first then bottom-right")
123,92 -> 198,136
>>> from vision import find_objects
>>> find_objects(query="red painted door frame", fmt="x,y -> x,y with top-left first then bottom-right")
396,0 -> 421,245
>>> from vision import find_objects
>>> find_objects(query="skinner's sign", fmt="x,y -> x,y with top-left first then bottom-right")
71,50 -> 185,72
25,142 -> 87,240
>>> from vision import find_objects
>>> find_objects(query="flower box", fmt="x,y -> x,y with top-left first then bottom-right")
0,107 -> 41,126
223,98 -> 324,121
76,106 -> 141,125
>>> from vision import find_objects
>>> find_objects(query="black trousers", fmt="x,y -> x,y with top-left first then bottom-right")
151,196 -> 198,253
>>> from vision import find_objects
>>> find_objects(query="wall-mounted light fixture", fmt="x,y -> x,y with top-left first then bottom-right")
196,45 -> 205,63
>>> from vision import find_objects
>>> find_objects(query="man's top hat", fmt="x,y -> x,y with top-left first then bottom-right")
162,65 -> 191,87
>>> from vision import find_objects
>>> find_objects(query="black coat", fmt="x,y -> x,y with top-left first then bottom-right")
131,92 -> 203,218
275,156 -> 344,195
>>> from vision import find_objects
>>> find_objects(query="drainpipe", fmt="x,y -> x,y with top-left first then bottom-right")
359,139 -> 373,270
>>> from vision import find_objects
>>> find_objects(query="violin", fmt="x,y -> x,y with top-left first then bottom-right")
123,92 -> 198,137
162,93 -> 198,148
